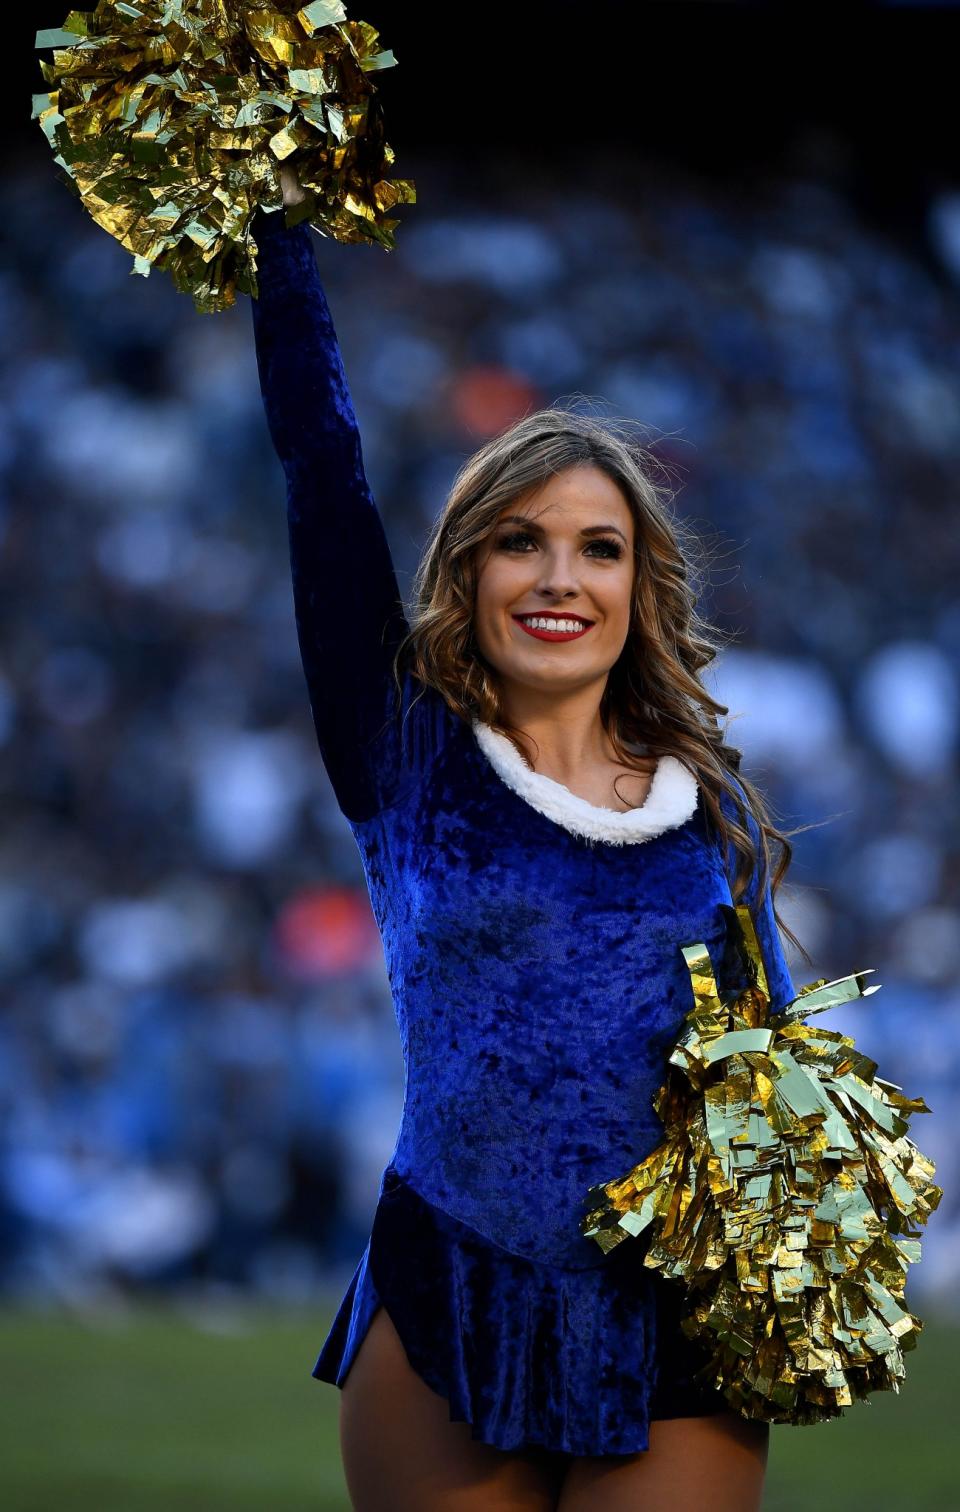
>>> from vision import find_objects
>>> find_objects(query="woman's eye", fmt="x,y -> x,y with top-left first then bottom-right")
496,532 -> 623,560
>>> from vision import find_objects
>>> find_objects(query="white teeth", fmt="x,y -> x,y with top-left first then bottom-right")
519,616 -> 588,633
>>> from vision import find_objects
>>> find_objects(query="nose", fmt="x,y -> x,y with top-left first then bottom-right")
534,546 -> 582,601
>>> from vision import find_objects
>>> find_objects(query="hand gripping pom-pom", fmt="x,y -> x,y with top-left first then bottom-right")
581,903 -> 942,1425
33,2 -> 415,313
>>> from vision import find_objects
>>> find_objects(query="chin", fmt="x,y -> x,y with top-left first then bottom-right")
505,662 -> 607,693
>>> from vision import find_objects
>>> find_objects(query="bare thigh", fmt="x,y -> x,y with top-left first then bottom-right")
338,1305 -> 569,1512
557,1411 -> 769,1512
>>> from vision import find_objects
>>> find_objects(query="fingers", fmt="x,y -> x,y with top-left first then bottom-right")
277,163 -> 307,206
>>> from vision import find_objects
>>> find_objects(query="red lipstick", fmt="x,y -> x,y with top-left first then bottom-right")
511,613 -> 594,643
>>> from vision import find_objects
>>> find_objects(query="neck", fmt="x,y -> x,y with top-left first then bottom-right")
496,680 -> 619,778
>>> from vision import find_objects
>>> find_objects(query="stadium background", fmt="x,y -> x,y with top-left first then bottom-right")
2,3 -> 958,1507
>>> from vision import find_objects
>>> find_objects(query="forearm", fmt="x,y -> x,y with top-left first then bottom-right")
248,202 -> 411,821
250,204 -> 366,478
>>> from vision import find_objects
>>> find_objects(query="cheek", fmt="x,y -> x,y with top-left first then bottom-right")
473,569 -> 495,625
472,565 -> 504,647
476,556 -> 524,614
598,567 -> 635,624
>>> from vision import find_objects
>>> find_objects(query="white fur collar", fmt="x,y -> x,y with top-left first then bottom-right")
471,720 -> 699,846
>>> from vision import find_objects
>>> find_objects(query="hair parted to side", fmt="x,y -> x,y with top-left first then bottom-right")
392,399 -> 809,961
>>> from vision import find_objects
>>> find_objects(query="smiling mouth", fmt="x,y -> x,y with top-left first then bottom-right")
511,613 -> 595,642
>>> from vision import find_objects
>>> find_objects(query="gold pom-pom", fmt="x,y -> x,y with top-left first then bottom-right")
581,904 -> 942,1424
33,2 -> 415,313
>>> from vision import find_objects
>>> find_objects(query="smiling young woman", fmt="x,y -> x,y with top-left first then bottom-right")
471,463 -> 655,813
249,169 -> 799,1512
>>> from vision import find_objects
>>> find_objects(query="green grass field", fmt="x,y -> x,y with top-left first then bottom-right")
1,1300 -> 953,1510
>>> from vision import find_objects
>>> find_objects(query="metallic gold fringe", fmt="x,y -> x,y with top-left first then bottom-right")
34,2 -> 415,312
581,903 -> 943,1424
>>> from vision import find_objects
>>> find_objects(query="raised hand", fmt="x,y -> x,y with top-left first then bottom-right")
278,163 -> 308,207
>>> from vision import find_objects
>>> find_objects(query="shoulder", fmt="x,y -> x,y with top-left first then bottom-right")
392,660 -> 464,767
713,770 -> 770,895
717,770 -> 756,834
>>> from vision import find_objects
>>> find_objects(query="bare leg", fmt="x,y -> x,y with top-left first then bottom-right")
557,1411 -> 769,1512
339,1305 -> 570,1512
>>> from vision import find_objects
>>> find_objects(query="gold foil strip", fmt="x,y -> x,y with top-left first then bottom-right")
34,1 -> 415,312
581,903 -> 943,1424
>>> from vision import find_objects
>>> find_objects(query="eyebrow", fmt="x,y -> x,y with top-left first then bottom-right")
497,515 -> 629,546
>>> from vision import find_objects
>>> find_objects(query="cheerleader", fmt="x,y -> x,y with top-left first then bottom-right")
250,164 -> 794,1511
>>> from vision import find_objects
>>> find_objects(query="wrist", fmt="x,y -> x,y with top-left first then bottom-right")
252,203 -> 291,242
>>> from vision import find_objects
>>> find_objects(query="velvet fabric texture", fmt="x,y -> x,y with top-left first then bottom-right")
250,205 -> 796,1453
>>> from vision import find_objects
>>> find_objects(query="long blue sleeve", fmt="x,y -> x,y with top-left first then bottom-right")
249,205 -> 416,823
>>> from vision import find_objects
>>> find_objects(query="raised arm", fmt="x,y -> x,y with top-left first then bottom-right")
249,194 -> 410,823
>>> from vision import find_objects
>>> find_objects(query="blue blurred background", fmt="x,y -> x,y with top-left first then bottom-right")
3,2 -> 959,1507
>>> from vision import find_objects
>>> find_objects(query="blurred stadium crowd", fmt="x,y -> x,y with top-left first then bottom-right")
1,155 -> 957,1311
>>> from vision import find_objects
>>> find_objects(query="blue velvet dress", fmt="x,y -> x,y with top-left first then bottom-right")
249,205 -> 796,1456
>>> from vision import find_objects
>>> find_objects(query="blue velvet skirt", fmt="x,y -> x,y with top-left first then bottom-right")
311,1166 -> 729,1456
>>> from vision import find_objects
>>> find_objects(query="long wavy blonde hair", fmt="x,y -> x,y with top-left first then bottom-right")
393,403 -> 807,961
